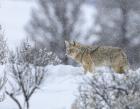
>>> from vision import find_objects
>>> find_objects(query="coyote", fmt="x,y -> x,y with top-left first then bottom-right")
65,41 -> 129,74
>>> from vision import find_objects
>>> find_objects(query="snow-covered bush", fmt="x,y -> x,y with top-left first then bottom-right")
6,63 -> 46,109
7,51 -> 46,109
0,71 -> 6,102
73,69 -> 140,109
0,29 -> 8,64
0,28 -> 8,102
6,39 -> 61,109
11,40 -> 61,66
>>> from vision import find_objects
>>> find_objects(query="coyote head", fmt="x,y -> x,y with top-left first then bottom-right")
65,40 -> 81,59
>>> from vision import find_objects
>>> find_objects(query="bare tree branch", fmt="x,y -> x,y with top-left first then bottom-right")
6,91 -> 22,109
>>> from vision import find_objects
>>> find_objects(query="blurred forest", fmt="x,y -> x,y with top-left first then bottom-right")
95,0 -> 140,69
26,0 -> 140,68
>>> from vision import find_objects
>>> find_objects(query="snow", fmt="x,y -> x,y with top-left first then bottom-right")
30,65 -> 84,109
0,65 -> 85,109
0,64 -> 140,109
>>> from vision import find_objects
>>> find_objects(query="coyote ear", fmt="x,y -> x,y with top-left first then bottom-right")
65,40 -> 69,47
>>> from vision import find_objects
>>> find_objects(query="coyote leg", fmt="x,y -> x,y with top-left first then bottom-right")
82,54 -> 94,74
83,65 -> 88,74
89,64 -> 95,73
112,65 -> 125,74
83,63 -> 95,74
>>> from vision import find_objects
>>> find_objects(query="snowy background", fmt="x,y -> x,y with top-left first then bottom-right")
0,0 -> 140,109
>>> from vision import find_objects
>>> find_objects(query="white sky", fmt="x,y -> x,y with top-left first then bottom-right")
0,0 -> 35,50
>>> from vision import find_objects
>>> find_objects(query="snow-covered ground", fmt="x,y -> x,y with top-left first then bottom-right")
0,64 -> 138,109
30,65 -> 84,109
0,65 -> 85,109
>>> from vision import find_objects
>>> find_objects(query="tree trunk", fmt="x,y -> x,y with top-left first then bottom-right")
119,5 -> 129,48
24,101 -> 29,109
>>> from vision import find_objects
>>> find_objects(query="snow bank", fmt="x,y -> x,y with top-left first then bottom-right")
29,65 -> 84,109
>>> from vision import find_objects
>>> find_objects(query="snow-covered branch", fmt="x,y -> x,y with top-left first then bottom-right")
73,69 -> 140,109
